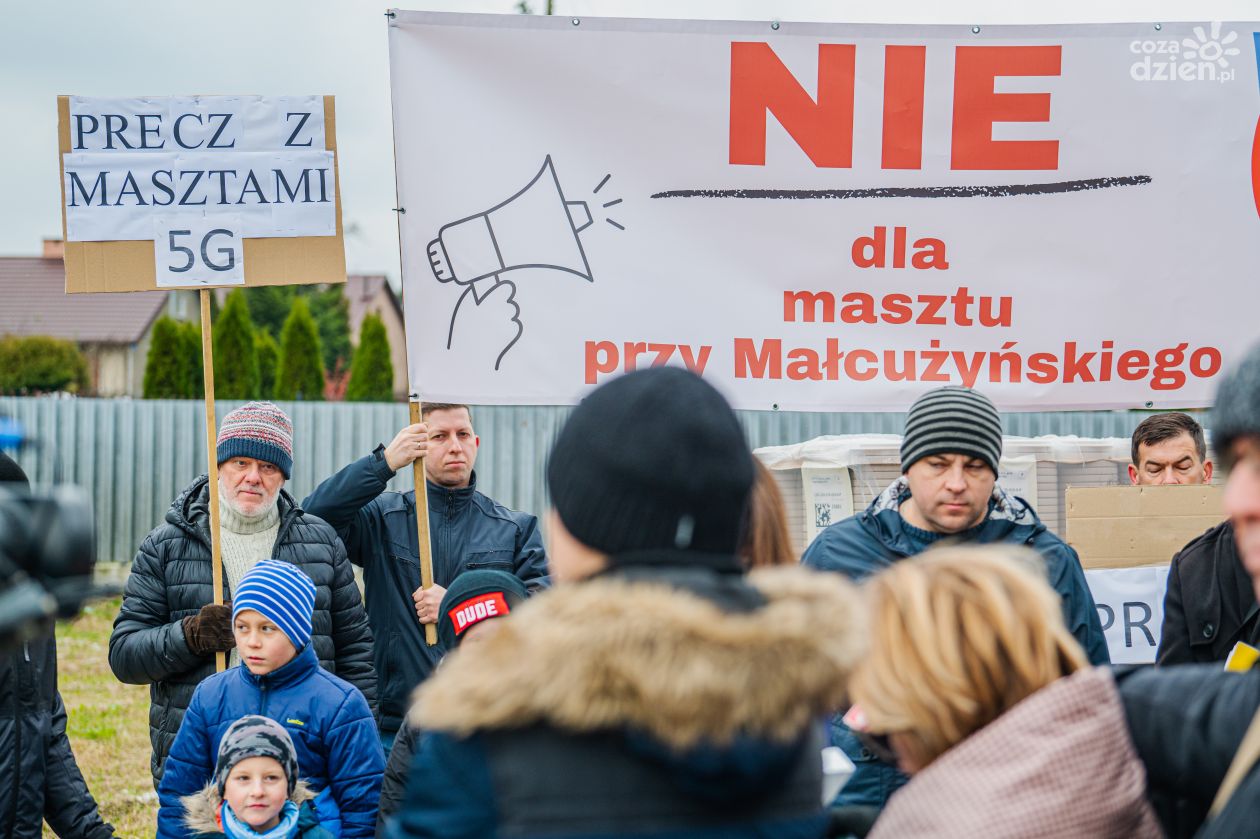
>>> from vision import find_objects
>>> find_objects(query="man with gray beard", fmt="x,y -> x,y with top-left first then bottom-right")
109,401 -> 375,787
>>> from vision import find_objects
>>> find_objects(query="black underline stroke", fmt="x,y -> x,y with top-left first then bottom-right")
651,175 -> 1151,200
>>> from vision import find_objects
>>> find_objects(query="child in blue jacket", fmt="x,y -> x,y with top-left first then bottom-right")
158,559 -> 384,838
181,714 -> 333,838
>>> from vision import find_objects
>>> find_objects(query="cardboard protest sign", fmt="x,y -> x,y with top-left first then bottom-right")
1069,484 -> 1225,663
388,13 -> 1260,410
1067,485 -> 1223,569
58,95 -> 345,292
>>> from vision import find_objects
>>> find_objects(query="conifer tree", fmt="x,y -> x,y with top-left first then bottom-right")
345,313 -> 394,402
256,331 -> 280,399
212,290 -> 260,399
179,321 -> 204,398
142,317 -> 186,398
275,297 -> 325,401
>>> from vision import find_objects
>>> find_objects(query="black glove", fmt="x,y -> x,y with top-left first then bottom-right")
182,603 -> 235,656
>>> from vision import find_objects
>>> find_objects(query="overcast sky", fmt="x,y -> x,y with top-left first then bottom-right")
4,0 -> 1256,283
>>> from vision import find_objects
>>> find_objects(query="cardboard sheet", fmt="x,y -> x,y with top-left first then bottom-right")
58,95 -> 345,293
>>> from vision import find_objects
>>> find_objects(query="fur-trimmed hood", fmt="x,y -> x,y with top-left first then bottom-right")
411,565 -> 866,750
181,779 -> 315,834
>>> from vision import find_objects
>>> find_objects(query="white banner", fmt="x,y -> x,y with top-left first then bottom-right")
1086,565 -> 1170,664
389,13 -> 1260,410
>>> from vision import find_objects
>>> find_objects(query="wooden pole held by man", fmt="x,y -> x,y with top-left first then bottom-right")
410,400 -> 439,646
200,289 -> 227,672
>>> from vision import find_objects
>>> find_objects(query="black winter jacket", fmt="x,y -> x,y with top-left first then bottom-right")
109,476 -> 376,786
0,630 -> 114,838
1118,664 -> 1260,839
376,719 -> 418,837
1157,521 -> 1255,665
303,451 -> 547,734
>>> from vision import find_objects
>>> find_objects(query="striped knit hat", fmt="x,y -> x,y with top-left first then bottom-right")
217,401 -> 293,479
232,560 -> 316,651
900,386 -> 1003,476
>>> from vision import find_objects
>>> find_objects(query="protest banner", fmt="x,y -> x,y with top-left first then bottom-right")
388,13 -> 1260,411
57,94 -> 350,663
57,95 -> 345,292
1068,484 -> 1224,663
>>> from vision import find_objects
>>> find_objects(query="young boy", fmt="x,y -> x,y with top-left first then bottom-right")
182,715 -> 332,838
158,560 -> 384,839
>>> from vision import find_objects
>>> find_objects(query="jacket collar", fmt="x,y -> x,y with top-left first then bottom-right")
169,475 -> 302,548
862,477 -> 1043,554
239,642 -> 318,692
423,470 -> 478,515
412,565 -> 866,749
181,779 -> 316,834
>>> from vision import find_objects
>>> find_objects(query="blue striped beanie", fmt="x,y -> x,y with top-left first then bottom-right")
232,560 -> 316,651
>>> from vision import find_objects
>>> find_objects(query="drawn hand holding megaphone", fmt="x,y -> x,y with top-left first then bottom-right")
427,156 -> 598,370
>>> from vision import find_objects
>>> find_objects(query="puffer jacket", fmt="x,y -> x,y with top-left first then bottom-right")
182,779 -> 333,838
868,667 -> 1159,838
157,644 -> 384,839
303,450 -> 547,735
387,562 -> 866,839
0,630 -> 114,838
1118,663 -> 1260,839
109,475 -> 376,786
801,478 -> 1108,809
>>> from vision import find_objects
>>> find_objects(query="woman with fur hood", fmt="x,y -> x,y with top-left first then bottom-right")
848,546 -> 1160,839
387,368 -> 868,839
183,715 -> 333,839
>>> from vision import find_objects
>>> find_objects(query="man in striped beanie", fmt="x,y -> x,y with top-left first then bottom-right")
802,385 -> 1106,811
111,401 -> 377,789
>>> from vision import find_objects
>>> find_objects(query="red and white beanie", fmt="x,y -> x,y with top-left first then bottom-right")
216,401 -> 294,479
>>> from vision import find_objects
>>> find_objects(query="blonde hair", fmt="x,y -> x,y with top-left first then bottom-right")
848,545 -> 1088,769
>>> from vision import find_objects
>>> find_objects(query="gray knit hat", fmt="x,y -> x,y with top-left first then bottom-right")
214,715 -> 299,797
1212,342 -> 1260,472
900,386 -> 1003,475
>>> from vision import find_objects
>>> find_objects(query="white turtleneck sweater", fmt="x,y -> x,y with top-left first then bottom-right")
218,486 -> 280,666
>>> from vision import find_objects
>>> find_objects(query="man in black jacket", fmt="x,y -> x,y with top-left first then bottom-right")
1120,344 -> 1260,838
109,402 -> 375,787
0,451 -> 115,838
1129,412 -> 1250,665
303,403 -> 546,750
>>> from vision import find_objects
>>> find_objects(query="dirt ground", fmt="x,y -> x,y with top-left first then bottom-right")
46,597 -> 155,837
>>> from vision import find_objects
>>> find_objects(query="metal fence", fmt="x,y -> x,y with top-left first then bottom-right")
0,396 -> 1153,563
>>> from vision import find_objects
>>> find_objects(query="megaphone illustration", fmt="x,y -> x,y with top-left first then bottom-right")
427,156 -> 594,303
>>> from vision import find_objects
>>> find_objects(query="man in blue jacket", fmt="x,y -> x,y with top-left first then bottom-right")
802,385 -> 1109,809
303,403 -> 547,749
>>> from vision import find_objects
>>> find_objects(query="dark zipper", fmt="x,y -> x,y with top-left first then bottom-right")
259,680 -> 270,718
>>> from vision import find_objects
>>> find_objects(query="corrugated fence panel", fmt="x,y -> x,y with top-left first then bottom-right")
0,397 -> 1157,563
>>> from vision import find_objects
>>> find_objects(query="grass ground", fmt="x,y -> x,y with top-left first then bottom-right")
47,596 -> 155,837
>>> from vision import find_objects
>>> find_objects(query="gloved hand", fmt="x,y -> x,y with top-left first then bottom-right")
182,603 -> 235,656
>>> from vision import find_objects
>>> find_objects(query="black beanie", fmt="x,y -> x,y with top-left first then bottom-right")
547,368 -> 754,565
900,386 -> 1003,475
0,452 -> 29,489
1213,342 -> 1260,471
437,570 -> 528,649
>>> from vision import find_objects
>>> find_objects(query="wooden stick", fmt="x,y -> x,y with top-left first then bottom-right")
200,290 -> 227,673
410,401 -> 438,646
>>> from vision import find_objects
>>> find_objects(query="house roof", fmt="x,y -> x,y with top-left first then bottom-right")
0,256 -> 169,344
345,273 -> 402,330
